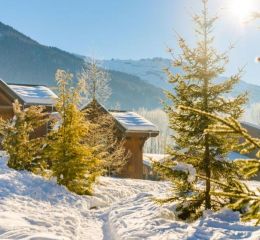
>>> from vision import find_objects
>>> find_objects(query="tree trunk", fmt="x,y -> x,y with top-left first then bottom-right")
204,134 -> 211,209
202,0 -> 211,210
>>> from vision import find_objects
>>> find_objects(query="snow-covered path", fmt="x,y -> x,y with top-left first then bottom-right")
0,152 -> 260,240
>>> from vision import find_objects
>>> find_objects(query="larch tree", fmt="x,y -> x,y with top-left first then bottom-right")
80,58 -> 128,176
79,58 -> 111,105
83,100 -> 129,176
154,0 -> 247,220
0,100 -> 48,173
47,69 -> 101,195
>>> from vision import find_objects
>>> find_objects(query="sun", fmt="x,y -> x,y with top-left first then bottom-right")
227,0 -> 255,22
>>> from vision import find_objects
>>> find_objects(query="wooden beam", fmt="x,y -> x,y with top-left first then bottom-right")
0,106 -> 13,110
0,106 -> 13,116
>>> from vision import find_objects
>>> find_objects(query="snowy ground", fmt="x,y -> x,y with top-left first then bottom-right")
0,152 -> 260,240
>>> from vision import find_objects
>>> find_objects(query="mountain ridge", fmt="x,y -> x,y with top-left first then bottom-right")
0,21 -> 164,110
101,58 -> 260,104
0,20 -> 259,109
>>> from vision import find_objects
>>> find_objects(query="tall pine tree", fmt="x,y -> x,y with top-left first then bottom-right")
155,0 -> 247,220
47,70 -> 101,195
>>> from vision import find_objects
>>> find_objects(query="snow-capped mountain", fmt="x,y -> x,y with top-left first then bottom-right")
0,19 -> 259,110
101,58 -> 260,104
101,58 -> 175,90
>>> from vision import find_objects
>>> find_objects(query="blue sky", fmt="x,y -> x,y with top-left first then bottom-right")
0,0 -> 259,85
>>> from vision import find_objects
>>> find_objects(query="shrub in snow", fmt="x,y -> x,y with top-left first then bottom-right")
0,100 -> 48,173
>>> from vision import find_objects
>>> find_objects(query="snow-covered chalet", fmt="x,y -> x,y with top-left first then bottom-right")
0,79 -> 58,136
81,100 -> 159,179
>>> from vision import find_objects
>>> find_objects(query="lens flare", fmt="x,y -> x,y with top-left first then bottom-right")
227,0 -> 255,22
255,57 -> 260,63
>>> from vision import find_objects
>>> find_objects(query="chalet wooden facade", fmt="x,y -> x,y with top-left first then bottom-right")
0,79 -> 58,137
0,79 -> 159,179
82,100 -> 159,179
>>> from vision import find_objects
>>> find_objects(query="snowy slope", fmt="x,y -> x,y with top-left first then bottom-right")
0,152 -> 260,240
101,58 -> 260,104
101,58 -> 173,91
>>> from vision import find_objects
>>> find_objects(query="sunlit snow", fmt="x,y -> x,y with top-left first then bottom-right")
110,111 -> 158,132
9,84 -> 58,105
0,152 -> 259,239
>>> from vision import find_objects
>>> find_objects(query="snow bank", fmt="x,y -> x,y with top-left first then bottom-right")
143,153 -> 169,167
109,199 -> 260,240
172,162 -> 196,183
0,152 -> 168,239
0,152 -> 259,240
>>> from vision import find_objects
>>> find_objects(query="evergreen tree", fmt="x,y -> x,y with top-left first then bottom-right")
47,69 -> 101,195
83,100 -> 128,176
180,106 -> 260,225
0,100 -> 48,173
155,0 -> 247,220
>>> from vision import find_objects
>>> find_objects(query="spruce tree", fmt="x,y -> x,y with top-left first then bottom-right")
47,70 -> 101,195
0,100 -> 48,173
179,106 -> 260,225
155,0 -> 247,220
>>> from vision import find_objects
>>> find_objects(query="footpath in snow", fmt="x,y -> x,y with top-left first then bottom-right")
0,152 -> 259,240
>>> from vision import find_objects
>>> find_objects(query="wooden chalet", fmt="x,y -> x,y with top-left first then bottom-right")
81,100 -> 159,179
0,79 -> 58,136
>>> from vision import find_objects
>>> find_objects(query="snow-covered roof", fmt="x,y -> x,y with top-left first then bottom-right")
143,153 -> 169,167
109,111 -> 159,134
8,84 -> 58,105
81,100 -> 159,136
